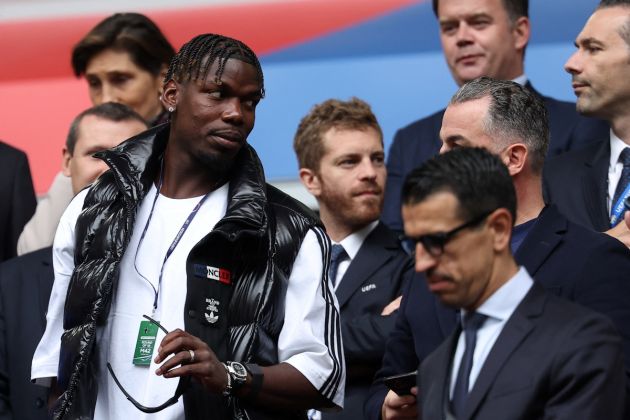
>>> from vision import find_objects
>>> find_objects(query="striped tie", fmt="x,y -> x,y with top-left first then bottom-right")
611,148 -> 630,226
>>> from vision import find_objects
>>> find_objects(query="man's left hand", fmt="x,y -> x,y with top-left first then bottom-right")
606,211 -> 630,248
381,296 -> 402,316
154,329 -> 228,394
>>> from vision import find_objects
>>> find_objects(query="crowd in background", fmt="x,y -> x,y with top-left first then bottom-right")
1,0 -> 630,419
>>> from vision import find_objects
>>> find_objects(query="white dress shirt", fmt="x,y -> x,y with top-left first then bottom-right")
330,220 -> 378,291
512,74 -> 527,86
607,130 -> 630,212
449,267 -> 533,397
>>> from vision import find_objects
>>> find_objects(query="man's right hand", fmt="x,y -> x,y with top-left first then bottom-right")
381,387 -> 418,420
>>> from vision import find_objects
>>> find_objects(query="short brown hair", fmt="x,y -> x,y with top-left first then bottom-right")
66,102 -> 147,155
432,0 -> 528,21
293,97 -> 383,171
72,13 -> 175,77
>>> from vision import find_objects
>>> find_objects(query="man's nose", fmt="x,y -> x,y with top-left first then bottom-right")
222,98 -> 244,124
564,51 -> 581,75
359,160 -> 378,180
455,23 -> 474,47
414,243 -> 438,273
95,161 -> 110,179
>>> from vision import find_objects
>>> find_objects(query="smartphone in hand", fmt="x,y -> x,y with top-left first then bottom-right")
382,370 -> 417,396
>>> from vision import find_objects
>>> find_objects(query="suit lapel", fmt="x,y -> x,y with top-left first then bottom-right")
515,206 -> 565,276
524,82 -> 539,96
423,325 -> 461,419
582,140 -> 610,231
462,284 -> 546,420
335,223 -> 395,308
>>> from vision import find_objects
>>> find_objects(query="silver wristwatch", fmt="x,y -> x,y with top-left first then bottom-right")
222,361 -> 248,397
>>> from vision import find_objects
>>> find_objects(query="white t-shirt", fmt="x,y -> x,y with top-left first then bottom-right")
32,183 -> 345,419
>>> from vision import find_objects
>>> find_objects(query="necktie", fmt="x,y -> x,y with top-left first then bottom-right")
328,244 -> 347,287
611,148 -> 630,226
451,312 -> 488,417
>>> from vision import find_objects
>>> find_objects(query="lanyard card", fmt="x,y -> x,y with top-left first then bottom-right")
133,320 -> 159,366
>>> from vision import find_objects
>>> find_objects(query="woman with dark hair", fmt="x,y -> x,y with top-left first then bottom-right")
17,13 -> 176,256
72,12 -> 176,126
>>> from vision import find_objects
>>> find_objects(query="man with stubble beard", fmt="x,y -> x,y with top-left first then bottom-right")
294,98 -> 414,419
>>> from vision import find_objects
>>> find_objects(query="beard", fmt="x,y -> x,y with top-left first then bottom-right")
319,181 -> 384,230
194,145 -> 243,181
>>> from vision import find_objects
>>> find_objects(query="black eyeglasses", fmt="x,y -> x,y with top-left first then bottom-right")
106,314 -> 190,413
401,210 -> 494,257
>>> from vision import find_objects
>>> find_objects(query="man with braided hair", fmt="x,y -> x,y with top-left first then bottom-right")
32,33 -> 345,420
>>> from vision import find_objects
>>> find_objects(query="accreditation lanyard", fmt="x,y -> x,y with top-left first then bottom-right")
134,161 -> 210,315
610,182 -> 630,227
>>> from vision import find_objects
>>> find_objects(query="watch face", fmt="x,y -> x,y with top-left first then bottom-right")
231,362 -> 247,379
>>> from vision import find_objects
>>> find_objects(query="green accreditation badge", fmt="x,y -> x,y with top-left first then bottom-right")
133,320 -> 159,366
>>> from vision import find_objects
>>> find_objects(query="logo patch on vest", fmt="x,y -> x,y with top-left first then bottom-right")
193,264 -> 231,285
205,298 -> 220,324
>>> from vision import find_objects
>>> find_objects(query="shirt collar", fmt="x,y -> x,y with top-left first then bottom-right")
609,130 -> 628,170
463,266 -> 533,323
336,220 -> 379,260
512,74 -> 527,86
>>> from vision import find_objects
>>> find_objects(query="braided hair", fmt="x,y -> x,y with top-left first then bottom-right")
165,33 -> 265,98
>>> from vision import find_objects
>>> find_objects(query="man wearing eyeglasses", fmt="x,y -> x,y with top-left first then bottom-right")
366,77 -> 630,419
405,147 -> 625,419
31,34 -> 344,420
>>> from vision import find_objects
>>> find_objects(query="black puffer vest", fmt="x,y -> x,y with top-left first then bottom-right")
54,124 -> 327,419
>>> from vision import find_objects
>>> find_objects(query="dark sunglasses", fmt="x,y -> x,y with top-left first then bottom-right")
401,210 -> 494,257
106,314 -> 190,413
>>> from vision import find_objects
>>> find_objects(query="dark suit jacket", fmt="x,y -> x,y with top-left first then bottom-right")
544,139 -> 611,231
419,282 -> 625,420
365,205 -> 630,419
0,142 -> 37,262
323,222 -> 413,420
382,86 -> 609,233
0,247 -> 54,420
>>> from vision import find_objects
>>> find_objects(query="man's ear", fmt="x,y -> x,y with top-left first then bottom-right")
502,143 -> 528,176
61,146 -> 72,177
488,208 -> 513,253
299,168 -> 322,197
161,79 -> 178,111
512,16 -> 530,52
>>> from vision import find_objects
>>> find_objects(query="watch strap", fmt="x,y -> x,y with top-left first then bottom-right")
221,362 -> 232,397
243,363 -> 264,402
